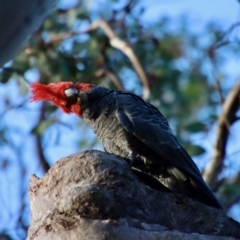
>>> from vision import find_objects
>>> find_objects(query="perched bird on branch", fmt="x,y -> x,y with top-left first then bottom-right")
31,82 -> 222,209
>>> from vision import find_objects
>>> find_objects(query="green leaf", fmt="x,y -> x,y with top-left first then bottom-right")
187,144 -> 205,156
185,121 -> 206,133
31,120 -> 54,135
0,70 -> 12,83
16,77 -> 28,96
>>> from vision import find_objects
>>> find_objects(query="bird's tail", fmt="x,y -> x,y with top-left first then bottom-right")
175,147 -> 222,209
161,145 -> 222,209
188,177 -> 222,209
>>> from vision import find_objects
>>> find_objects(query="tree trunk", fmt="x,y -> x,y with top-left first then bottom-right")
0,0 -> 57,67
27,150 -> 240,240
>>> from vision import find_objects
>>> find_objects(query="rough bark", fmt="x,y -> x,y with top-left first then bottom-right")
27,150 -> 240,240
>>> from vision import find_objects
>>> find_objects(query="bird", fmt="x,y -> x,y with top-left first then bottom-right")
30,81 -> 222,209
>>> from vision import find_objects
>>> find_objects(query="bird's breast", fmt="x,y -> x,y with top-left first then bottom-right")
83,105 -> 167,172
84,111 -> 132,157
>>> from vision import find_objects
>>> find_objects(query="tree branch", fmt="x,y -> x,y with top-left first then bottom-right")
208,22 -> 240,52
207,22 -> 240,104
95,68 -> 124,91
34,103 -> 51,173
203,80 -> 240,188
0,0 -> 58,67
90,19 -> 150,100
49,19 -> 151,100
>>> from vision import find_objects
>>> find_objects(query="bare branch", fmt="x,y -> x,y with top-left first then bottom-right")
203,80 -> 240,188
94,68 -> 124,91
48,31 -> 78,43
209,21 -> 240,52
209,57 -> 225,104
89,19 -> 150,100
48,19 -> 151,100
208,22 -> 240,104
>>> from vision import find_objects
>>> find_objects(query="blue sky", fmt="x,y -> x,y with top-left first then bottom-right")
139,0 -> 240,24
59,0 -> 240,26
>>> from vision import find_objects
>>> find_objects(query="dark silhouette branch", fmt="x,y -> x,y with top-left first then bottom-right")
208,21 -> 240,53
208,21 -> 240,104
209,57 -> 225,104
34,103 -> 51,173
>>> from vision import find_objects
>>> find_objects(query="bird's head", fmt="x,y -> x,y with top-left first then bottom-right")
30,82 -> 93,117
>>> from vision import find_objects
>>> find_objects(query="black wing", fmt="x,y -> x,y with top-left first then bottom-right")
116,93 -> 201,177
116,92 -> 221,209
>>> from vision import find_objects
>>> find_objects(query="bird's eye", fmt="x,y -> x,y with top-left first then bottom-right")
64,88 -> 79,97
